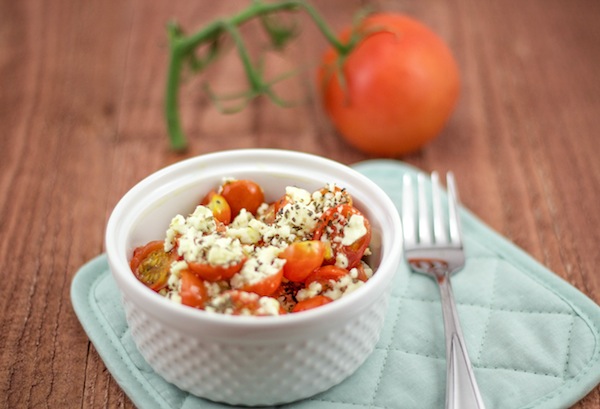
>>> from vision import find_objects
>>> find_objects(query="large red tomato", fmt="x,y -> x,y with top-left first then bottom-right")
318,13 -> 460,156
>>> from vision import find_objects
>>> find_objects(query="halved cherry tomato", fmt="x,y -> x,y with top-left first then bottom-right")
353,261 -> 371,282
273,194 -> 290,214
260,194 -> 289,224
130,240 -> 175,292
280,240 -> 326,282
188,258 -> 245,282
201,190 -> 232,225
220,179 -> 265,217
313,204 -> 372,269
180,269 -> 208,308
305,265 -> 349,288
292,295 -> 333,313
240,267 -> 284,296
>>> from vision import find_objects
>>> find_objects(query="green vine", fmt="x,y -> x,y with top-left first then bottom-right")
165,0 -> 363,151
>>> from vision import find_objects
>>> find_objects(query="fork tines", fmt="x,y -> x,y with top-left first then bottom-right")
402,171 -> 462,248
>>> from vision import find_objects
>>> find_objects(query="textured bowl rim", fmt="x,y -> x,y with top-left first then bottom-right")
105,148 -> 402,334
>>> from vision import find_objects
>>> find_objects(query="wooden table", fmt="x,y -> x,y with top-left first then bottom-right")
1,0 -> 599,407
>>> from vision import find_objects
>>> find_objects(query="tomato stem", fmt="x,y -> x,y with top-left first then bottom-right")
165,0 -> 353,151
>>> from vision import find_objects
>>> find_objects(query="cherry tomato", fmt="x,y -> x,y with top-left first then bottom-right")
239,267 -> 284,296
260,194 -> 289,224
313,204 -> 371,269
280,240 -> 326,282
180,269 -> 208,308
353,261 -> 371,282
220,179 -> 265,217
188,258 -> 245,282
201,190 -> 232,225
130,240 -> 175,292
318,13 -> 460,156
292,295 -> 333,313
305,265 -> 349,286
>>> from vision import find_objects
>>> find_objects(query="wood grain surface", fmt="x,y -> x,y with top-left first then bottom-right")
1,0 -> 599,407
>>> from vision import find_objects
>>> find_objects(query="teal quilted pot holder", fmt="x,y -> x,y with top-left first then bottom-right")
71,160 -> 600,409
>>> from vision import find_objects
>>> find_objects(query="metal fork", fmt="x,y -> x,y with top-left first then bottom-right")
402,172 -> 486,409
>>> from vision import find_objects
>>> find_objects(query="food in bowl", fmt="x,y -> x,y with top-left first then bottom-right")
105,149 -> 402,405
129,177 -> 375,315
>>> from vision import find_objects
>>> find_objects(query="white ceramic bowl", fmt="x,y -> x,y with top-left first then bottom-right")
105,149 -> 402,406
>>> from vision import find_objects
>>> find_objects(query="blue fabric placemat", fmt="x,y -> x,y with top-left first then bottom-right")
71,160 -> 600,409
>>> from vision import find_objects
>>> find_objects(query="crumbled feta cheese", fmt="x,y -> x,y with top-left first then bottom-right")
256,202 -> 270,217
230,209 -> 253,228
204,281 -> 226,298
285,186 -> 312,204
204,291 -> 281,316
341,214 -> 367,245
335,252 -> 349,268
275,201 -> 319,240
170,260 -> 188,276
311,183 -> 350,213
296,281 -> 323,302
323,273 -> 364,300
164,205 -> 217,252
178,233 -> 245,266
188,205 -> 217,231
164,260 -> 188,303
231,246 -> 285,288
164,214 -> 186,252
166,291 -> 182,304
257,297 -> 281,315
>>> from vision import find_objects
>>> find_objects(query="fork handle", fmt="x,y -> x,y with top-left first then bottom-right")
438,274 -> 486,409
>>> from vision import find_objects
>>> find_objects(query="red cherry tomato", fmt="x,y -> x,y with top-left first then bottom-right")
305,265 -> 349,288
260,194 -> 289,224
280,240 -> 326,282
188,258 -> 245,282
220,179 -> 265,217
180,269 -> 208,308
353,261 -> 371,282
130,240 -> 175,292
313,204 -> 371,269
201,190 -> 232,225
318,13 -> 460,156
292,295 -> 333,313
239,267 -> 284,297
